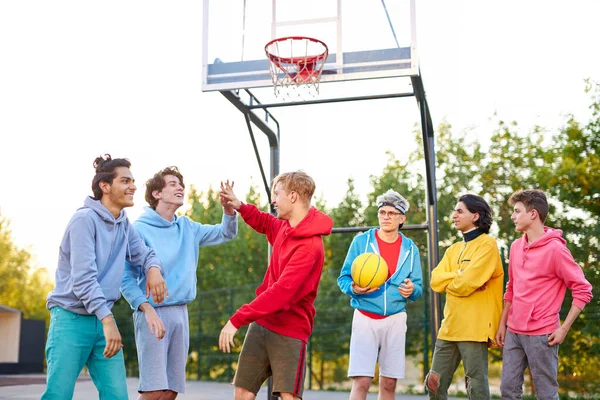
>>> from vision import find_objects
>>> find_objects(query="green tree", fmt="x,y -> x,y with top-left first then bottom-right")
0,213 -> 52,321
535,81 -> 600,394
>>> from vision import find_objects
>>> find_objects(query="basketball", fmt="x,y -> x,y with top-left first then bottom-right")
351,252 -> 389,289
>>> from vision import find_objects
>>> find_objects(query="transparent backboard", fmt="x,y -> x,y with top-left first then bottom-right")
202,0 -> 418,92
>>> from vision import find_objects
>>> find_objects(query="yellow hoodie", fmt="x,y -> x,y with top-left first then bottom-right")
431,233 -> 504,343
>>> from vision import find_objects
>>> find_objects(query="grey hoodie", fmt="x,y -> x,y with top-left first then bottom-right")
46,197 -> 162,320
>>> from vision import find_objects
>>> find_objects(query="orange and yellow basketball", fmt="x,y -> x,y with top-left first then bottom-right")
351,252 -> 389,289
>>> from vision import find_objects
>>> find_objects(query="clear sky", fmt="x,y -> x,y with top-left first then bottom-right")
1,1 -> 599,276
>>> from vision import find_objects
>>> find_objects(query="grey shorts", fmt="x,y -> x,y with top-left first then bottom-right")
133,304 -> 189,393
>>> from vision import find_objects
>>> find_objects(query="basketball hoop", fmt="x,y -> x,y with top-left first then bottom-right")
265,36 -> 328,99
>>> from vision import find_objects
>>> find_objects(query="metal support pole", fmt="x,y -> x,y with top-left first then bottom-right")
220,89 -> 281,400
266,114 -> 279,400
411,75 -> 441,357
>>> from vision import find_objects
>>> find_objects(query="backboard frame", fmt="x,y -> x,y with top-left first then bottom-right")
202,0 -> 419,92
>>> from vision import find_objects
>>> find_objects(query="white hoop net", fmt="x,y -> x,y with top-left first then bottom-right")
265,37 -> 328,100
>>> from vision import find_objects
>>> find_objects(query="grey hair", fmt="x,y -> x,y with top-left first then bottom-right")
376,189 -> 410,214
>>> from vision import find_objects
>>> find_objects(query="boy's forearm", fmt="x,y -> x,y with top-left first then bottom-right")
560,304 -> 583,332
499,301 -> 512,326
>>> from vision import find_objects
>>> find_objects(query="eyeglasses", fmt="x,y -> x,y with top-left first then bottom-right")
378,209 -> 403,218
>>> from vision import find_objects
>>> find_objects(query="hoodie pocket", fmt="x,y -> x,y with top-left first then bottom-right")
510,299 -> 536,330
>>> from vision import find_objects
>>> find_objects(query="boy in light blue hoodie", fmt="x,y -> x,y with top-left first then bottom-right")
121,166 -> 237,398
43,154 -> 167,400
338,189 -> 423,400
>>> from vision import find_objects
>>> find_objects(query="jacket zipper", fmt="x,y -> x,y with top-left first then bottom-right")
457,242 -> 469,272
368,232 -> 413,316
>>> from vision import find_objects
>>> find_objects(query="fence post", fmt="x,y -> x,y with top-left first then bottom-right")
423,270 -> 430,383
197,292 -> 203,380
308,335 -> 313,390
228,286 -> 234,381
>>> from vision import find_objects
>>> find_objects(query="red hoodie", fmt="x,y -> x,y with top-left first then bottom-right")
229,203 -> 334,342
504,227 -> 593,335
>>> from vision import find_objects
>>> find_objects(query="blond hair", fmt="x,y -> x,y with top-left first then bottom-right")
272,171 -> 316,204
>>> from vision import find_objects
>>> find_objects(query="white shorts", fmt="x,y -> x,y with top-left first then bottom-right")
348,309 -> 407,379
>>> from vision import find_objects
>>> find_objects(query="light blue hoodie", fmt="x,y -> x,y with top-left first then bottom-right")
337,228 -> 423,316
46,197 -> 163,320
120,207 -> 238,310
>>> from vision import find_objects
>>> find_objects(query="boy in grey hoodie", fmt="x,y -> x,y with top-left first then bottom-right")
43,154 -> 168,400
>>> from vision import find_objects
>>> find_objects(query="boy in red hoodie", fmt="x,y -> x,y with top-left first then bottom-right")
218,171 -> 333,400
496,189 -> 592,399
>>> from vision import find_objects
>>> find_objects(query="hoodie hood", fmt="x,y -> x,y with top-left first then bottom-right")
289,206 -> 333,238
82,196 -> 127,224
137,206 -> 177,228
523,227 -> 565,249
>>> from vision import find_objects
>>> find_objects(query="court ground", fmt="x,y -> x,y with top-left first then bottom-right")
0,375 -> 454,399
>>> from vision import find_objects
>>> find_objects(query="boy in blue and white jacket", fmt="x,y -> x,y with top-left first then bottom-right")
121,167 -> 237,398
338,189 -> 423,400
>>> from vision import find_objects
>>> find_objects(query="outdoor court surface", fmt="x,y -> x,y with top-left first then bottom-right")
0,376 -> 452,399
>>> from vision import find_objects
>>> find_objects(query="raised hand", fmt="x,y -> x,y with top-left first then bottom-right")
220,180 -> 242,210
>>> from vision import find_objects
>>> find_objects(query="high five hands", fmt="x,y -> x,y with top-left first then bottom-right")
220,180 -> 242,211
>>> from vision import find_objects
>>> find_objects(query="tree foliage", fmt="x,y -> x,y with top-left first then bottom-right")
0,213 -> 52,321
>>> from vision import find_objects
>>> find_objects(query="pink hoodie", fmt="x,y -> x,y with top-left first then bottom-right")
504,227 -> 593,335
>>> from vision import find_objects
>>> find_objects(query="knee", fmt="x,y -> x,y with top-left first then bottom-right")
464,375 -> 489,399
279,393 -> 301,400
101,382 -> 128,400
234,386 -> 256,400
425,370 -> 440,394
352,377 -> 372,393
500,378 -> 521,396
164,390 -> 179,400
138,391 -> 164,400
380,377 -> 397,393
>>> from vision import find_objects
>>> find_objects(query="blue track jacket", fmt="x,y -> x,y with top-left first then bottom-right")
338,228 -> 423,316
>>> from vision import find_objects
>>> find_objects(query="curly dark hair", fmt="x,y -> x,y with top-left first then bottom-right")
91,154 -> 131,200
145,166 -> 185,210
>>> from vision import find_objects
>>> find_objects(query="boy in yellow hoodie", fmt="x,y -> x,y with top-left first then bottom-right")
426,194 -> 504,399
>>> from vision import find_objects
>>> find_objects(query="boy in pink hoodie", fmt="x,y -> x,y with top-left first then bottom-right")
496,189 -> 592,399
